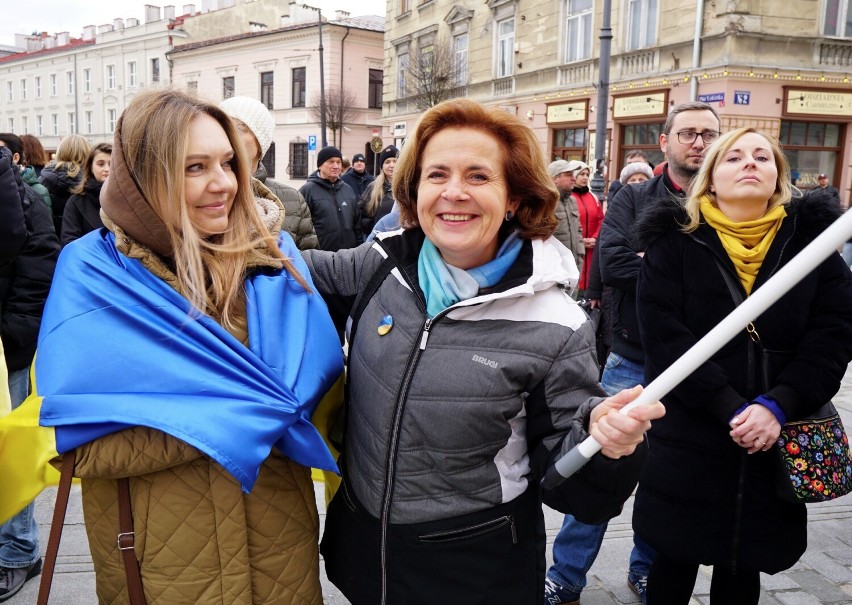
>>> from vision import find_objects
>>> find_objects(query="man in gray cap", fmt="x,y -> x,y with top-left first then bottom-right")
548,159 -> 585,293
299,146 -> 362,251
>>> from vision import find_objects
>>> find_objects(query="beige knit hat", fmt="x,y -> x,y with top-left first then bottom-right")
219,96 -> 275,157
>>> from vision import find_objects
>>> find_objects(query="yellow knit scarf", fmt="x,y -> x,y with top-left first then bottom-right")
700,196 -> 787,294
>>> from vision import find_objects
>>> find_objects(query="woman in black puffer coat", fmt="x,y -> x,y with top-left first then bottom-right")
634,127 -> 852,604
61,143 -> 112,246
40,134 -> 91,236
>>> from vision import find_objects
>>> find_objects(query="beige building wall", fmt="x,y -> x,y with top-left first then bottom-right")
169,18 -> 385,188
382,0 -> 852,202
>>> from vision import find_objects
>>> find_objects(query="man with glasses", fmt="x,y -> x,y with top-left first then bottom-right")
544,102 -> 720,605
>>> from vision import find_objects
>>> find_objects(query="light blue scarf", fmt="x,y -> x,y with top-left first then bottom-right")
418,232 -> 523,317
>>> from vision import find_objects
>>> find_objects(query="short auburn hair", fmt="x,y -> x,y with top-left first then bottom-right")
392,99 -> 558,240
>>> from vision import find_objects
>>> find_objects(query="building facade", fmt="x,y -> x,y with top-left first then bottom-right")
169,13 -> 385,186
382,0 -> 852,201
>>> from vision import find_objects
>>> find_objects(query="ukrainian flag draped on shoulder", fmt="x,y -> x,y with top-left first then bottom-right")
0,229 -> 343,522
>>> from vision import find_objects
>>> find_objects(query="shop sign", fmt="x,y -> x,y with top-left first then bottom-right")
393,122 -> 407,137
546,101 -> 587,124
613,92 -> 666,118
786,90 -> 852,117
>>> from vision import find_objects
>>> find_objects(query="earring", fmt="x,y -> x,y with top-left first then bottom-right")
505,211 -> 514,222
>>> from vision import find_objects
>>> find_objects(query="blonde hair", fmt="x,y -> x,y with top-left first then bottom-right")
393,99 -> 558,239
118,88 -> 309,332
683,127 -> 794,232
53,134 -> 91,179
365,171 -> 389,218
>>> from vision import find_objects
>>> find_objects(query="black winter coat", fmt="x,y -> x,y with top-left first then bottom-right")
0,148 -> 26,262
598,170 -> 683,362
340,168 -> 375,199
61,177 -> 105,246
299,172 -> 362,251
633,191 -> 852,573
357,179 -> 394,236
0,184 -> 60,371
40,162 -> 82,236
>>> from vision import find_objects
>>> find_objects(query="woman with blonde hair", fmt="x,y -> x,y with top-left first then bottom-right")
634,127 -> 852,603
358,145 -> 398,235
305,98 -> 663,603
40,133 -> 91,234
28,88 -> 342,603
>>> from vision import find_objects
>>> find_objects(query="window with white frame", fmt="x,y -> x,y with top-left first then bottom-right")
106,65 -> 116,90
37,115 -> 43,136
824,0 -> 852,36
83,69 -> 91,93
565,0 -> 593,62
151,58 -> 160,83
21,116 -> 28,134
51,114 -> 59,135
128,61 -> 137,87
626,0 -> 658,50
35,76 -> 41,98
50,74 -> 57,96
85,111 -> 93,134
68,112 -> 76,134
496,17 -> 515,78
20,79 -> 27,100
223,75 -> 235,100
7,81 -> 13,101
397,52 -> 409,98
107,109 -> 117,132
453,32 -> 468,85
8,117 -> 13,132
66,72 -> 74,95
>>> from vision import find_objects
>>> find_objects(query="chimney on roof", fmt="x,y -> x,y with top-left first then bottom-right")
98,24 -> 114,34
56,32 -> 70,46
114,18 -> 125,30
335,10 -> 350,20
183,4 -> 196,15
127,17 -> 139,27
164,5 -> 175,20
43,37 -> 56,49
82,25 -> 96,40
145,4 -> 162,23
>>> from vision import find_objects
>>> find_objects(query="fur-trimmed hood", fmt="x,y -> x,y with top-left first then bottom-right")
634,188 -> 842,251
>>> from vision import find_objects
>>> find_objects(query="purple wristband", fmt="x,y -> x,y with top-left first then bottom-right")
752,395 -> 787,426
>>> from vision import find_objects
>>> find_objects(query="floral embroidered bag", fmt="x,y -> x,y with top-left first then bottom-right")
774,402 -> 852,503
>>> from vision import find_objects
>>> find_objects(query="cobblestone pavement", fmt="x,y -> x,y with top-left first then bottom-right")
9,367 -> 852,604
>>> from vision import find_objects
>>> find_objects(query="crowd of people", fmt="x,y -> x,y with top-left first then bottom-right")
0,89 -> 850,605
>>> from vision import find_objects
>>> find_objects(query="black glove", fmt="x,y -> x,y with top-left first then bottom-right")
0,146 -> 26,205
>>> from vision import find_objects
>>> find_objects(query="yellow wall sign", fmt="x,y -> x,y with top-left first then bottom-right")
613,93 -> 666,118
786,90 -> 852,117
547,101 -> 587,124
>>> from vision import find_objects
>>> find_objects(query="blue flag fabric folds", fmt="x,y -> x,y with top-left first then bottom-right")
36,229 -> 342,492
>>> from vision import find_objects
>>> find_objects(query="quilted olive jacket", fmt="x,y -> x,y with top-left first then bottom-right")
70,204 -> 324,604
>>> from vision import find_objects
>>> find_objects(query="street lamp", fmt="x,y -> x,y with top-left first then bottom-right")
299,2 -> 327,147
590,0 -> 612,199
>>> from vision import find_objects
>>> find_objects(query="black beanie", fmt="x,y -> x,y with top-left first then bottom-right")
379,145 -> 399,167
317,145 -> 342,168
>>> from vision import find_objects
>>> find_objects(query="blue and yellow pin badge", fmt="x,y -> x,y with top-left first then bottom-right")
378,315 -> 394,336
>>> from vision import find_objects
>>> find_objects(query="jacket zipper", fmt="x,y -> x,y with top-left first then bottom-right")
376,259 -> 452,605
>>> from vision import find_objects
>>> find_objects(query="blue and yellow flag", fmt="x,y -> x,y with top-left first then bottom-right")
0,230 -> 343,522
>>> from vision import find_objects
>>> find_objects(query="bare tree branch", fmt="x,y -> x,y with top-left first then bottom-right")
309,86 -> 360,147
403,37 -> 466,111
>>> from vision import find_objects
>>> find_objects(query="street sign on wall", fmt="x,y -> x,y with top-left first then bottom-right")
308,135 -> 317,151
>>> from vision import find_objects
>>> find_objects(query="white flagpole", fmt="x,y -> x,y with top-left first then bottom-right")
542,206 -> 852,489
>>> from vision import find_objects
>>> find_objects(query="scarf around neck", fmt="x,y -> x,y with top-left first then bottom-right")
418,232 -> 523,317
700,196 -> 787,294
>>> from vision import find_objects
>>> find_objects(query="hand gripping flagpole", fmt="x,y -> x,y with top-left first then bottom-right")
542,207 -> 852,490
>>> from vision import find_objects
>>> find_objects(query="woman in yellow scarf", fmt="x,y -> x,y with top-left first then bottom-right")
632,127 -> 852,604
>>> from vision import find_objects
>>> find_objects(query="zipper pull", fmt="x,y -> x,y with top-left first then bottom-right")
419,318 -> 432,350
508,516 -> 518,544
